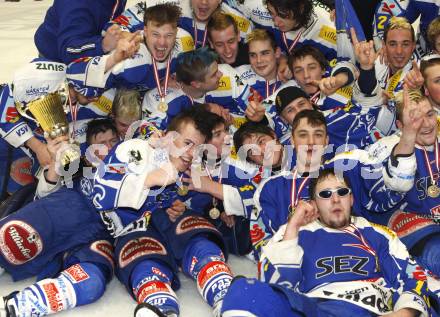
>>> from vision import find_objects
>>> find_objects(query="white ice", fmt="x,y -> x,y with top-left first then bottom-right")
0,1 -> 257,316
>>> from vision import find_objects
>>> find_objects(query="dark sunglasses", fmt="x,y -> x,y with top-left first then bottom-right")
316,187 -> 351,199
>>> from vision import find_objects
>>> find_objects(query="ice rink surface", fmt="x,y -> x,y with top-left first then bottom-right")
0,1 -> 257,316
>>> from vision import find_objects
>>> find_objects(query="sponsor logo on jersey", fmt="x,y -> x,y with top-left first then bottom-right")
388,211 -> 435,238
10,157 -> 34,186
5,106 -> 19,123
42,282 -> 65,313
336,86 -> 352,100
217,76 -> 232,91
181,36 -> 195,52
175,216 -> 218,235
318,25 -> 337,45
63,264 -> 90,283
119,237 -> 166,268
90,240 -> 115,268
91,95 -> 112,114
136,280 -> 172,304
250,223 -> 265,245
251,8 -> 272,21
0,220 -> 43,265
230,14 -> 250,33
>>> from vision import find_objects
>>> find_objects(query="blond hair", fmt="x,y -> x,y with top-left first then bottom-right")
393,89 -> 427,121
246,29 -> 276,50
383,16 -> 415,42
112,88 -> 141,120
427,17 -> 440,49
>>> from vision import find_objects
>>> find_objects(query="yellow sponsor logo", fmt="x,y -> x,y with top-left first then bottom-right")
92,95 -> 112,114
318,25 -> 337,45
231,14 -> 250,33
239,185 -> 255,192
181,36 -> 195,52
386,70 -> 402,98
336,86 -> 352,99
217,76 -> 232,91
232,117 -> 247,130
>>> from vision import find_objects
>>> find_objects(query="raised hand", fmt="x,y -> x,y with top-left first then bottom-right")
166,199 -> 186,222
245,89 -> 266,122
310,72 -> 349,96
283,200 -> 319,241
112,31 -> 142,64
102,24 -> 123,53
404,60 -> 424,90
351,27 -> 377,70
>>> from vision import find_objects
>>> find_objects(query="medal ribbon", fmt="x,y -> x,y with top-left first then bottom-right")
265,77 -> 279,99
341,224 -> 380,271
422,142 -> 439,186
152,57 -> 171,103
282,30 -> 303,54
290,169 -> 310,211
68,97 -> 78,141
309,90 -> 321,104
204,161 -> 223,208
110,0 -> 120,20
193,22 -> 208,48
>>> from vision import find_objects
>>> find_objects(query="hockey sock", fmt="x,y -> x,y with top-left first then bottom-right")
182,236 -> 233,307
130,260 -> 179,316
6,262 -> 106,316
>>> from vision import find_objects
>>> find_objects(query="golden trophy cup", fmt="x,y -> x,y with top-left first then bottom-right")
15,91 -> 80,166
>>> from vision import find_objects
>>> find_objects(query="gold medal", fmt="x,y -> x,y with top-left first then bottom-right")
177,185 -> 188,196
158,101 -> 168,112
209,207 -> 221,219
427,184 -> 440,198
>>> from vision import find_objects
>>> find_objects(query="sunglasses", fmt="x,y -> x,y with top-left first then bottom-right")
316,187 -> 351,199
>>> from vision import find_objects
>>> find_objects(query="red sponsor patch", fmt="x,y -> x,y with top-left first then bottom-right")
64,264 -> 90,283
0,220 -> 43,265
250,224 -> 265,244
42,282 -> 64,313
388,211 -> 435,238
5,106 -> 19,123
90,240 -> 114,268
10,157 -> 34,186
136,280 -> 172,303
196,261 -> 231,289
175,216 -> 217,235
119,237 -> 166,268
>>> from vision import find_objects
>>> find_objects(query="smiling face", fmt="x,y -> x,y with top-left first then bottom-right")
168,122 -> 206,172
280,97 -> 313,125
248,39 -> 280,80
384,28 -> 415,73
313,174 -> 353,229
242,132 -> 283,167
209,24 -> 240,64
191,0 -> 222,23
144,21 -> 177,62
193,61 -> 223,92
423,63 -> 440,106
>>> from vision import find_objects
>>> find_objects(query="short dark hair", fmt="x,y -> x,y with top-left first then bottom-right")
288,45 -> 329,74
144,3 -> 181,27
233,121 -> 276,159
308,168 -> 351,200
291,109 -> 327,135
166,106 -> 218,141
86,118 -> 118,145
266,0 -> 313,31
176,47 -> 219,84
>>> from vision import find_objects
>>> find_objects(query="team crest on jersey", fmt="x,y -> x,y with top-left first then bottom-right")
119,237 -> 167,268
90,240 -> 115,268
0,220 -> 43,265
250,223 -> 265,245
175,216 -> 218,235
128,149 -> 142,165
80,178 -> 94,198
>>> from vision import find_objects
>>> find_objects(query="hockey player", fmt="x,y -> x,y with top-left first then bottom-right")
106,0 -> 253,49
66,3 -> 193,94
34,0 -> 127,64
250,110 -> 327,261
221,169 -> 430,317
0,119 -> 117,317
0,59 -> 115,195
207,11 -> 250,67
142,47 -> 247,132
235,29 -> 284,100
225,0 -> 337,64
110,88 -> 142,139
92,107 -> 233,317
288,45 -> 355,111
